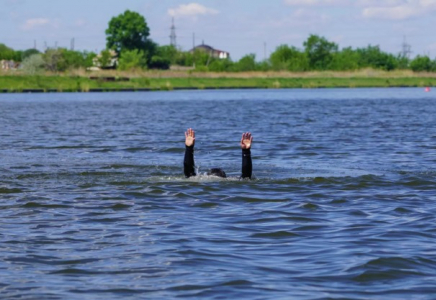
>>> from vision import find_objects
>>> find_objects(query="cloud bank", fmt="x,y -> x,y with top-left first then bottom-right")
284,0 -> 436,20
284,0 -> 347,6
21,18 -> 50,30
168,3 -> 219,18
362,0 -> 436,20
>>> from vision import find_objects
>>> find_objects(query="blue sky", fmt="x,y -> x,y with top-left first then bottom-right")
2,0 -> 436,60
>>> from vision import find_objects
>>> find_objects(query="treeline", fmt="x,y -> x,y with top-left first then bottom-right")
1,10 -> 435,73
0,43 -> 97,73
171,35 -> 436,73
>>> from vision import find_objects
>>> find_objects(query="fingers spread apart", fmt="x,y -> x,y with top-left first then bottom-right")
242,132 -> 252,141
185,128 -> 195,138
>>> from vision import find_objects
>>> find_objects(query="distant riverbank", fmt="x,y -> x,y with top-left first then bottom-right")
0,70 -> 435,92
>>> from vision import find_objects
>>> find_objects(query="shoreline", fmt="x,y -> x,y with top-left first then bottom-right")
0,73 -> 435,93
0,85 -> 433,94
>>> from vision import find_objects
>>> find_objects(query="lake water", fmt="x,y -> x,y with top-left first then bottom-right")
1,88 -> 436,299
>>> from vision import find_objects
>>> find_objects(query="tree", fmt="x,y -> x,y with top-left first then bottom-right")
270,45 -> 308,71
83,51 -> 97,68
304,35 -> 338,70
106,10 -> 151,55
60,49 -> 87,69
410,55 -> 434,72
191,49 -> 213,67
22,48 -> 40,61
156,45 -> 178,65
21,54 -> 45,74
396,54 -> 410,70
43,49 -> 64,72
234,54 -> 256,71
356,45 -> 398,71
208,59 -> 233,72
98,50 -> 113,68
0,43 -> 20,61
118,49 -> 147,70
175,51 -> 194,67
330,47 -> 360,71
149,56 -> 170,69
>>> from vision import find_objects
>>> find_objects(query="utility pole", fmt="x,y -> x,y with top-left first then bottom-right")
401,35 -> 412,58
34,40 -> 37,50
170,18 -> 176,47
70,38 -> 75,51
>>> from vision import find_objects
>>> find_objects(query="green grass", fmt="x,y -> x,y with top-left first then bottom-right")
0,74 -> 435,92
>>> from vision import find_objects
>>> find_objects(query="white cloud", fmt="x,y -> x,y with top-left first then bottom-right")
361,0 -> 436,20
284,0 -> 347,6
168,3 -> 219,18
419,0 -> 436,8
362,6 -> 419,19
21,18 -> 50,30
356,0 -> 403,7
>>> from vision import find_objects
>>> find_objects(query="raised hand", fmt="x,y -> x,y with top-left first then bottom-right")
240,132 -> 253,150
185,128 -> 195,147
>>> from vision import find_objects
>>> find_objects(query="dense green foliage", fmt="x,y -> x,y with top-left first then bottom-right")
304,35 -> 338,70
41,48 -> 95,72
21,54 -> 45,74
151,33 -> 436,73
106,10 -> 151,54
270,45 -> 308,71
410,55 -> 436,72
118,50 -> 146,70
21,49 -> 40,61
0,44 -> 22,61
1,44 -> 96,72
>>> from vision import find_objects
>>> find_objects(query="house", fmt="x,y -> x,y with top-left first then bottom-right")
190,43 -> 230,59
1,60 -> 19,70
91,49 -> 118,70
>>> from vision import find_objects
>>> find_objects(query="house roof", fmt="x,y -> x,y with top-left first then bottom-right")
191,44 -> 229,54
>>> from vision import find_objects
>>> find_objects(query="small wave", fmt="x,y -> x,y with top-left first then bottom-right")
0,187 -> 23,193
347,256 -> 436,282
121,147 -> 154,152
50,268 -> 99,275
299,203 -> 319,210
192,202 -> 219,208
250,230 -> 301,238
146,174 -> 245,183
352,269 -> 423,282
21,202 -> 71,209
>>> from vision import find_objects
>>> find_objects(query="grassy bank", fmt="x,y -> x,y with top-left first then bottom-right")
0,70 -> 435,92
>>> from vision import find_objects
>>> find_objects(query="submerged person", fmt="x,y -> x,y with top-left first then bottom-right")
183,128 -> 253,179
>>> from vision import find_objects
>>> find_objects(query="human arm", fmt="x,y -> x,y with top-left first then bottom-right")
184,128 -> 196,178
240,132 -> 253,179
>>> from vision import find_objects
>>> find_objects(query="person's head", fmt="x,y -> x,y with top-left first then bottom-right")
207,168 -> 227,178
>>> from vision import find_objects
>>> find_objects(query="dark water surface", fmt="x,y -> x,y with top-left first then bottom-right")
1,88 -> 436,299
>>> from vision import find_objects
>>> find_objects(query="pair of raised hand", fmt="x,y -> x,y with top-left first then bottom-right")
185,128 -> 253,149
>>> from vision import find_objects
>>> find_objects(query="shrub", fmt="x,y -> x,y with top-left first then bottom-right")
21,54 -> 45,74
118,49 -> 146,70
